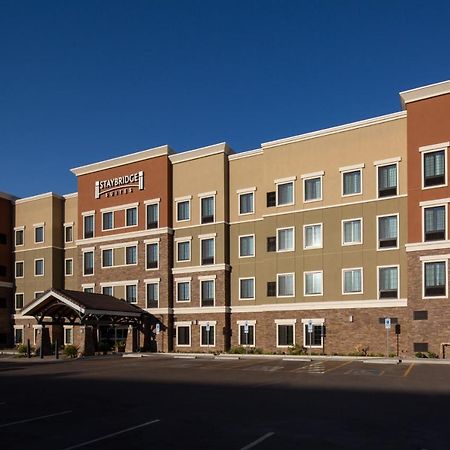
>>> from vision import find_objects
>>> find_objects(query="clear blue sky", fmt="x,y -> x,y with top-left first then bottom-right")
2,0 -> 450,197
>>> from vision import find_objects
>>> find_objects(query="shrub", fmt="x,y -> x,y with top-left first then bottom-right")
63,345 -> 78,358
415,352 -> 426,358
229,345 -> 246,354
16,344 -> 29,356
427,351 -> 439,359
288,344 -> 307,356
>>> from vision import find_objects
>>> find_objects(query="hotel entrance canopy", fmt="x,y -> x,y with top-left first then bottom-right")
21,288 -> 144,326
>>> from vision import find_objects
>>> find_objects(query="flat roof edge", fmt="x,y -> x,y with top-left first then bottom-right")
169,142 -> 234,164
15,192 -> 64,204
0,191 -> 18,202
229,148 -> 263,161
400,79 -> 450,109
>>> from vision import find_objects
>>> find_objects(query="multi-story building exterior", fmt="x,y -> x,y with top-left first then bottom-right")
1,79 -> 450,357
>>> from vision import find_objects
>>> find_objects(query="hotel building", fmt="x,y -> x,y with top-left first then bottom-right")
1,79 -> 450,357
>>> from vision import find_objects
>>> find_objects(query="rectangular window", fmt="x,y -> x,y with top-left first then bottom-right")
343,170 -> 361,196
239,324 -> 255,346
177,281 -> 190,302
304,271 -> 323,296
34,259 -> 44,276
201,238 -> 215,265
126,285 -> 137,303
64,327 -> 74,345
342,219 -> 362,245
424,206 -> 446,241
239,278 -> 255,300
424,149 -> 446,187
277,324 -> 294,346
15,293 -> 24,309
102,212 -> 114,230
201,325 -> 215,347
277,273 -> 295,297
378,215 -> 398,249
239,192 -> 254,215
277,227 -> 294,252
146,282 -> 159,308
126,246 -> 137,265
267,236 -> 276,252
14,327 -> 24,345
424,261 -> 446,297
65,259 -> 73,276
83,287 -> 94,293
35,226 -> 44,243
177,200 -> 190,221
378,164 -> 398,197
277,181 -> 294,206
102,249 -> 113,267
304,177 -> 322,202
201,196 -> 215,224
15,229 -> 24,246
177,241 -> 191,262
15,261 -> 24,278
146,243 -> 159,269
65,225 -> 73,243
83,251 -> 94,276
177,326 -> 190,346
378,266 -> 399,299
239,235 -> 255,257
304,224 -> 322,249
146,203 -> 159,229
266,191 -> 276,207
102,286 -> 113,296
267,281 -> 276,297
201,279 -> 215,307
126,207 -> 137,227
343,268 -> 363,294
84,215 -> 94,239
304,324 -> 323,347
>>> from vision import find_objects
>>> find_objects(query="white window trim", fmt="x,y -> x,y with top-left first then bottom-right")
125,206 -> 139,228
100,202 -> 139,213
14,325 -> 24,344
101,211 -> 115,231
303,223 -> 323,250
341,218 -> 363,246
175,323 -> 192,347
376,213 -> 399,251
102,286 -> 114,296
15,293 -> 24,310
302,174 -> 323,203
176,198 -> 191,223
276,322 -> 296,348
276,227 -> 295,252
176,239 -> 192,263
125,245 -> 138,266
238,323 -> 256,347
83,213 -> 95,239
82,250 -> 94,277
276,273 -> 295,298
341,168 -> 363,197
239,277 -> 256,300
175,279 -> 191,303
303,270 -> 323,297
377,264 -> 400,300
125,283 -> 138,304
145,201 -> 160,230
199,194 -> 216,224
239,234 -> 255,258
15,261 -> 24,278
64,258 -> 73,276
275,180 -> 295,207
200,236 -> 215,266
34,258 -> 44,277
34,291 -> 44,299
63,325 -> 74,345
34,224 -> 45,244
101,248 -> 114,268
200,323 -> 216,347
238,190 -> 255,216
64,223 -> 74,243
145,280 -> 160,308
422,259 -> 448,300
15,227 -> 24,247
342,267 -> 364,295
421,146 -> 448,190
145,242 -> 160,271
301,318 -> 325,349
422,203 -> 448,242
376,161 -> 399,199
200,278 -> 216,306
81,283 -> 95,292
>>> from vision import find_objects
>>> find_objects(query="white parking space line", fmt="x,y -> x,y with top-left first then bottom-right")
0,410 -> 72,429
62,419 -> 160,450
240,432 -> 275,450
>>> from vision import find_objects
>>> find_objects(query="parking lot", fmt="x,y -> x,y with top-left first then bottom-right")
1,355 -> 450,449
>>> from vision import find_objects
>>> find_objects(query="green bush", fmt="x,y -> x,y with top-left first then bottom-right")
427,351 -> 438,358
63,345 -> 78,358
288,344 -> 307,356
16,344 -> 29,355
415,352 -> 426,358
228,345 -> 246,354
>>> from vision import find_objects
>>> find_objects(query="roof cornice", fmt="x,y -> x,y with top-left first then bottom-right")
400,79 -> 450,110
169,142 -> 234,164
15,192 -> 64,205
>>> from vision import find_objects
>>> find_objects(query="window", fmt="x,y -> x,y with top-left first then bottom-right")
102,286 -> 113,296
34,259 -> 44,276
424,261 -> 446,297
277,324 -> 294,347
239,235 -> 255,257
146,282 -> 159,308
378,266 -> 399,299
239,278 -> 255,300
176,281 -> 190,302
276,181 -> 294,206
83,215 -> 94,239
342,170 -> 362,196
266,191 -> 276,207
304,271 -> 323,296
83,251 -> 94,276
15,293 -> 24,309
277,273 -> 295,297
83,286 -> 94,293
200,324 -> 215,347
424,206 -> 446,241
201,196 -> 215,224
15,261 -> 24,278
277,227 -> 294,252
65,259 -> 73,276
239,192 -> 254,215
102,212 -> 114,230
304,323 -> 324,348
343,268 -> 363,294
378,164 -> 397,197
342,219 -> 362,245
267,281 -> 276,297
176,325 -> 190,346
201,238 -> 215,265
126,207 -> 137,226
34,291 -> 44,298
266,236 -> 276,252
146,243 -> 159,269
304,177 -> 322,202
14,327 -> 24,345
201,279 -> 215,306
15,229 -> 24,246
102,249 -> 113,267
64,327 -> 74,345
65,225 -> 73,243
126,246 -> 137,265
378,215 -> 398,249
177,241 -> 191,262
126,285 -> 137,303
304,224 -> 322,249
146,203 -> 159,229
177,200 -> 190,221
35,226 -> 44,243
239,324 -> 255,346
423,149 -> 446,187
